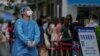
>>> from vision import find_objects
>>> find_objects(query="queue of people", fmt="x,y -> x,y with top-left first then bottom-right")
37,14 -> 99,56
0,6 -> 99,56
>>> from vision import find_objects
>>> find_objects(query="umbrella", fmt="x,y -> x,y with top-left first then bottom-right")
0,12 -> 15,21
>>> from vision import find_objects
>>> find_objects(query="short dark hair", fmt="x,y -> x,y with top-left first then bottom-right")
44,15 -> 50,18
37,19 -> 43,26
89,15 -> 97,19
40,16 -> 44,19
76,15 -> 82,21
66,14 -> 73,23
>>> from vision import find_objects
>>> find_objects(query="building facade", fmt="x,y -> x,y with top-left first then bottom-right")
63,0 -> 100,23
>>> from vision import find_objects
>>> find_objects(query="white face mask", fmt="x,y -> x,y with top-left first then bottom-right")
43,22 -> 48,30
26,11 -> 33,16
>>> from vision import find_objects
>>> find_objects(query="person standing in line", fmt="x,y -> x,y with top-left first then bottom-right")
43,16 -> 51,33
12,6 -> 40,56
69,15 -> 84,56
54,18 -> 62,46
61,17 -> 72,56
37,16 -> 45,47
49,19 -> 62,56
43,16 -> 52,56
86,15 -> 98,28
37,16 -> 49,56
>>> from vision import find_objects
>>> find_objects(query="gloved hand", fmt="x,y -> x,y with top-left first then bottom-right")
27,41 -> 36,47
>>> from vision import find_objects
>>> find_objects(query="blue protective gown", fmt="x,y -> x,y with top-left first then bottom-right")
12,18 -> 40,56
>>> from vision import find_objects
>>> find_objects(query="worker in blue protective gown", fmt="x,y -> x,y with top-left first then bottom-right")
12,6 -> 40,56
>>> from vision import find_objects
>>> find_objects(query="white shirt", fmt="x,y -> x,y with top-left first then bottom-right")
86,22 -> 98,28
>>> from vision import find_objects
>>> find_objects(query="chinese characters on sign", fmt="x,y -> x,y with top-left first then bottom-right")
78,27 -> 100,56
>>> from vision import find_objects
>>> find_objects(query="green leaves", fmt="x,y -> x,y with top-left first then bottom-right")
95,26 -> 100,47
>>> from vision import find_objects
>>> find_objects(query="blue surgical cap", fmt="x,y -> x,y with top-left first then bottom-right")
19,6 -> 31,14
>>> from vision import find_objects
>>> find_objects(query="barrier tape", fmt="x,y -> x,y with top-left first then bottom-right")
48,47 -> 80,51
59,42 -> 72,46
47,42 -> 80,51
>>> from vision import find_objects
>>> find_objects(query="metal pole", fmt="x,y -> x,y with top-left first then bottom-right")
50,0 -> 52,18
54,0 -> 57,18
59,0 -> 62,18
35,0 -> 38,19
44,0 -> 47,16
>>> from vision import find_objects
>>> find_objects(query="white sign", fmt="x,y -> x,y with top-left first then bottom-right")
78,27 -> 100,56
